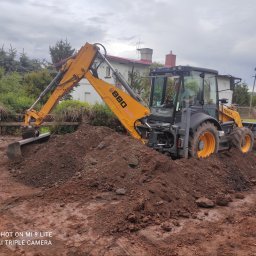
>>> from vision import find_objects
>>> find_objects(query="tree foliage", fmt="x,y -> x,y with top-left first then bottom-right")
0,40 -> 77,115
0,71 -> 34,112
18,50 -> 41,72
49,39 -> 75,64
23,69 -> 53,100
0,49 -> 53,113
0,46 -> 42,73
233,83 -> 250,106
128,69 -> 151,103
128,63 -> 165,104
49,39 -> 76,100
0,46 -> 18,72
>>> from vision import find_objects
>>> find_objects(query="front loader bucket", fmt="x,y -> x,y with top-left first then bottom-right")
7,133 -> 51,161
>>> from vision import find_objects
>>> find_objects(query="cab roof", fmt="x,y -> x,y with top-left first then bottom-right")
150,65 -> 218,76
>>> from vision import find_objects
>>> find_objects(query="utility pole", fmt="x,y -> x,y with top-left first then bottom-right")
249,68 -> 256,117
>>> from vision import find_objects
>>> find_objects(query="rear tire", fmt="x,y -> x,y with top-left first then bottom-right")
231,127 -> 254,153
190,122 -> 219,158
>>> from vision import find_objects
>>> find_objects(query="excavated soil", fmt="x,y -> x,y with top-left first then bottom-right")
11,124 -> 256,233
1,125 -> 256,256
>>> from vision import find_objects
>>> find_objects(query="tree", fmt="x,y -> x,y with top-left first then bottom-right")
49,39 -> 75,65
22,69 -> 53,102
0,46 -> 43,74
18,50 -> 41,73
49,39 -> 76,100
0,46 -> 19,73
128,69 -> 151,103
128,69 -> 144,94
0,46 -> 6,68
19,51 -> 30,70
128,62 -> 165,104
233,83 -> 250,106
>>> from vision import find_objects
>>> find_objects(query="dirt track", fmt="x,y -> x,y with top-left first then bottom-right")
0,126 -> 256,256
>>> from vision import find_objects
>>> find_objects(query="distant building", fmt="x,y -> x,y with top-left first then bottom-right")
71,48 -> 153,104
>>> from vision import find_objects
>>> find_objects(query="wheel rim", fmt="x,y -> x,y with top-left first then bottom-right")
241,134 -> 251,153
197,131 -> 216,158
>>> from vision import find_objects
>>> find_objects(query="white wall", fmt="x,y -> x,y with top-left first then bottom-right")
71,60 -> 149,104
72,81 -> 102,104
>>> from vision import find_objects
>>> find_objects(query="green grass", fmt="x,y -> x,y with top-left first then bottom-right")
39,127 -> 50,133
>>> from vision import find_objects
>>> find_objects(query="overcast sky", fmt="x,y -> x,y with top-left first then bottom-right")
1,0 -> 256,87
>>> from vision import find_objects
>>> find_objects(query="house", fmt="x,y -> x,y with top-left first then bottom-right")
71,48 -> 153,104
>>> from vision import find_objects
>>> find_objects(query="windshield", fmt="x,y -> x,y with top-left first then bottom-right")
149,69 -> 218,123
179,71 -> 203,107
176,71 -> 217,111
151,76 -> 179,108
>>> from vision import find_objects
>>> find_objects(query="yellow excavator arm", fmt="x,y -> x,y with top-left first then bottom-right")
219,105 -> 243,128
23,42 -> 150,142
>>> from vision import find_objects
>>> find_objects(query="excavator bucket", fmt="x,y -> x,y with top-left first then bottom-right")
7,133 -> 51,161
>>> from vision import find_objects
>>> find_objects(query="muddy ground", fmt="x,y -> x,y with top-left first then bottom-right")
0,125 -> 256,256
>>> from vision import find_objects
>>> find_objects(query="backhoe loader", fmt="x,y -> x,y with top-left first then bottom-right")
7,42 -> 255,160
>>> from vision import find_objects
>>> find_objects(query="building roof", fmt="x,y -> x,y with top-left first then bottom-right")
106,55 -> 152,66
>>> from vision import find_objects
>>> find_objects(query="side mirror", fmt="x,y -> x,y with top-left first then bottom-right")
200,73 -> 205,78
219,98 -> 228,104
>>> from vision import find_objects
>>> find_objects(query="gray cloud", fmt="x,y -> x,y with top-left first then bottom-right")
0,0 -> 256,86
0,0 -> 106,59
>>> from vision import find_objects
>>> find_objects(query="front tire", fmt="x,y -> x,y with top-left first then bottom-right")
190,122 -> 219,158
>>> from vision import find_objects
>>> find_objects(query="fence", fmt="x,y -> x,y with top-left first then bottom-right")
0,113 -> 79,135
1,106 -> 255,135
237,106 -> 256,120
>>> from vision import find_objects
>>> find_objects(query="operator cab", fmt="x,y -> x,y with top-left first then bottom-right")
149,66 -> 219,125
144,65 -> 247,158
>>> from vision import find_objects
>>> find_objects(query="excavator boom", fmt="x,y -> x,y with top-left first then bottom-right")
7,42 -> 150,160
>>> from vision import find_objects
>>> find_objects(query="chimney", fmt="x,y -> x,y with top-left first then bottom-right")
138,48 -> 153,63
165,51 -> 176,67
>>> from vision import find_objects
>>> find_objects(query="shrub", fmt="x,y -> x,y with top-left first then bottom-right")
53,100 -> 90,122
0,102 -> 20,135
22,70 -> 53,101
0,102 -> 15,121
89,103 -> 120,129
50,124 -> 78,134
0,71 -> 34,113
0,92 -> 34,113
0,72 -> 22,94
51,101 -> 123,134
50,100 -> 90,134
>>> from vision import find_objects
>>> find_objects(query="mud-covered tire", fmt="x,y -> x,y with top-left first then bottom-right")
231,127 -> 254,153
189,122 -> 219,158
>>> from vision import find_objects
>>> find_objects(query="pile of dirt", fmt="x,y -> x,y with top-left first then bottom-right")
12,125 -> 114,187
11,124 -> 256,233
